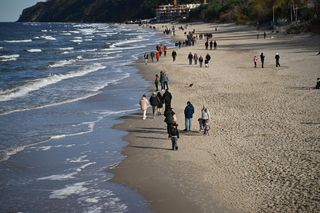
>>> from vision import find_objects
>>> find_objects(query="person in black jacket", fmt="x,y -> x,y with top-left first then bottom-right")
188,52 -> 193,65
205,53 -> 211,67
149,92 -> 158,118
162,89 -> 172,110
164,107 -> 175,137
260,52 -> 265,68
275,53 -> 280,67
170,123 -> 180,150
172,50 -> 177,62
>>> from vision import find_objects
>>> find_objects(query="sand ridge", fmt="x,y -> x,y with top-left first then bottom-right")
113,23 -> 320,212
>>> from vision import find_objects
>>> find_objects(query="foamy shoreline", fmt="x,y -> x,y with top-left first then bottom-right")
113,22 -> 320,212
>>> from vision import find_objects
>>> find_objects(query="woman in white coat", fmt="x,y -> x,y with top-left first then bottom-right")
139,94 -> 149,120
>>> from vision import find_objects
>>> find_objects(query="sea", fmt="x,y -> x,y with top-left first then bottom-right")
0,22 -> 172,212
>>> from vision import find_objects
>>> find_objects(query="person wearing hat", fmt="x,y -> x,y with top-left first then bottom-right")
275,52 -> 280,67
184,101 -> 195,131
149,92 -> 158,119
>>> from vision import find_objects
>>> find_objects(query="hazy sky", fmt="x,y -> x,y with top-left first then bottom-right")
0,0 -> 41,22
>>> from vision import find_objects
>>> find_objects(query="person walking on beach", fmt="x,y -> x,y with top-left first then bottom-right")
205,41 -> 209,50
160,71 -> 165,90
263,32 -> 267,39
163,89 -> 172,110
213,40 -> 217,50
170,123 -> 180,150
156,92 -> 164,115
149,92 -> 158,119
199,55 -> 204,67
188,52 -> 193,65
205,53 -> 211,68
164,107 -> 175,137
150,51 -> 155,62
193,53 -> 198,65
163,44 -> 167,56
275,53 -> 280,67
253,55 -> 258,68
144,52 -> 149,65
155,74 -> 159,91
316,78 -> 320,89
156,51 -> 160,62
184,101 -> 194,131
209,40 -> 213,50
139,94 -> 149,120
260,52 -> 265,68
172,50 -> 177,62
163,72 -> 169,90
200,106 -> 210,131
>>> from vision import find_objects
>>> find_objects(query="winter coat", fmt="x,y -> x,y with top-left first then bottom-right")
162,90 -> 172,106
149,95 -> 158,107
184,104 -> 194,118
139,97 -> 149,110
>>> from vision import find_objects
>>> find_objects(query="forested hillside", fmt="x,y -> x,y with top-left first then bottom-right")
18,0 -> 319,31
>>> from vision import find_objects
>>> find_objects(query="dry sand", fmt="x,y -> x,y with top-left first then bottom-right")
113,23 -> 320,212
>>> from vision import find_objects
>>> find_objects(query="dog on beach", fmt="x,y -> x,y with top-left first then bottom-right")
203,120 -> 210,136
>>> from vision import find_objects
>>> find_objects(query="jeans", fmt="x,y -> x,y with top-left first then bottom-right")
185,118 -> 192,131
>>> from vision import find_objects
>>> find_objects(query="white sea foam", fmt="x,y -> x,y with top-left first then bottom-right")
84,39 -> 93,42
0,63 -> 106,102
49,182 -> 88,199
41,35 -> 56,40
110,37 -> 149,48
0,92 -> 100,116
67,155 -> 89,163
0,54 -> 20,62
76,162 -> 96,172
61,51 -> 70,54
48,59 -> 76,68
61,32 -> 72,36
108,45 -> 146,51
41,30 -> 48,32
71,39 -> 82,43
79,49 -> 97,53
4,39 -> 32,43
38,172 -> 78,181
69,30 -> 80,34
26,49 -> 42,53
58,47 -> 74,51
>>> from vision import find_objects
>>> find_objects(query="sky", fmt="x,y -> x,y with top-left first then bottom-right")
0,0 -> 42,22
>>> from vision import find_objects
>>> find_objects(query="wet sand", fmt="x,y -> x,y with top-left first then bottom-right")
113,23 -> 320,212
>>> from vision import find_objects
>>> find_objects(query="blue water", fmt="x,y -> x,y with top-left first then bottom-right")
0,22 -> 172,212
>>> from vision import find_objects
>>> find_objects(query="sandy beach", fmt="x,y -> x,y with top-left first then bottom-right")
113,23 -> 320,212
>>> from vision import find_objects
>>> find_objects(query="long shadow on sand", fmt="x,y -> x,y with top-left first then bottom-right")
136,136 -> 169,141
128,145 -> 171,151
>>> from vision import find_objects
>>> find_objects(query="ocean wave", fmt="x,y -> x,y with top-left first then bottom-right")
0,63 -> 106,102
41,35 -> 56,41
0,92 -> 100,116
58,47 -> 74,51
38,172 -> 78,181
4,39 -> 32,43
0,54 -> 20,62
67,155 -> 89,163
71,39 -> 83,43
49,182 -> 88,199
108,45 -> 147,51
26,49 -> 42,53
109,37 -> 149,48
48,59 -> 76,68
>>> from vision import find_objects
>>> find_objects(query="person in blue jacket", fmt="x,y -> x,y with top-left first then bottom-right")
184,101 -> 194,131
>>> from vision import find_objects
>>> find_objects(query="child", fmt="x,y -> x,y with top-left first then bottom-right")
170,123 -> 180,150
203,120 -> 210,136
253,55 -> 258,68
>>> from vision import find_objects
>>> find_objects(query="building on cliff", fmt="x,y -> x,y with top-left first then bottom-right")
155,2 -> 202,22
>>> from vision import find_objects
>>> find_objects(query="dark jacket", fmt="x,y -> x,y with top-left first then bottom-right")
149,95 -> 158,107
170,126 -> 180,138
184,104 -> 194,118
163,90 -> 172,106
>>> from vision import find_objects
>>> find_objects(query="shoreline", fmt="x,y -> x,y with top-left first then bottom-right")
112,22 -> 320,212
